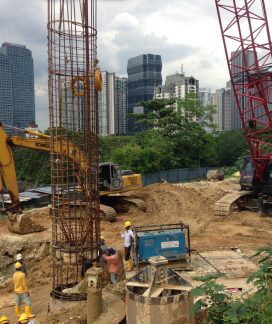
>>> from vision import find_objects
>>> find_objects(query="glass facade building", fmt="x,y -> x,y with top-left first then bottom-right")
0,43 -> 35,132
127,54 -> 162,134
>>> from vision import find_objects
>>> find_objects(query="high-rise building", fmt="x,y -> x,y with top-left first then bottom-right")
155,73 -> 199,100
98,71 -> 115,136
230,50 -> 255,129
199,88 -> 212,107
0,43 -> 35,132
98,72 -> 128,136
212,82 -> 232,131
115,77 -> 128,135
127,54 -> 162,134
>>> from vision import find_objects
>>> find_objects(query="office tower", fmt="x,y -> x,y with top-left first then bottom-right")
155,73 -> 199,100
115,77 -> 128,135
0,43 -> 35,132
127,54 -> 162,134
230,50 -> 255,129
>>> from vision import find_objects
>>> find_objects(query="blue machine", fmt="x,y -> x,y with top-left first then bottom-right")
132,222 -> 190,265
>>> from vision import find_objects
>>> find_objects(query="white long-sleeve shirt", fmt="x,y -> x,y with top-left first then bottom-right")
121,229 -> 134,247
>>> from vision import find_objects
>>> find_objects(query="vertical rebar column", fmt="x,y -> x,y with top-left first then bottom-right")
48,0 -> 99,300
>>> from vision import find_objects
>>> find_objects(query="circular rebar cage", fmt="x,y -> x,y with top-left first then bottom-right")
47,0 -> 99,298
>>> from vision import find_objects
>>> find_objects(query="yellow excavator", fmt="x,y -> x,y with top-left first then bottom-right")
0,124 -> 145,233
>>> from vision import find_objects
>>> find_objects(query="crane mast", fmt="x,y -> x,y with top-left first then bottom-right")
215,0 -> 272,183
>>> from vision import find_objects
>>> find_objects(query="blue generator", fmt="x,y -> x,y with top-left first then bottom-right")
132,222 -> 190,266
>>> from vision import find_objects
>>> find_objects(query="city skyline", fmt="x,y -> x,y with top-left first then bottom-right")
1,1 -> 272,130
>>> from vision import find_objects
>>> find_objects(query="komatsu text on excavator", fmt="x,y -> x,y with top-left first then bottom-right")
0,123 -> 145,233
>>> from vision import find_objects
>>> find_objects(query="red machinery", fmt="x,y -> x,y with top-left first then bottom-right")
215,0 -> 272,212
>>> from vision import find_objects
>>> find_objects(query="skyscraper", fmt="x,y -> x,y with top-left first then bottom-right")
212,82 -> 231,131
98,72 -> 128,136
0,43 -> 35,132
98,71 -> 116,136
230,50 -> 255,129
127,54 -> 162,134
115,77 -> 128,135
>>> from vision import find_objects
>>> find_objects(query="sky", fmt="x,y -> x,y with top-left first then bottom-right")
0,0 -> 271,130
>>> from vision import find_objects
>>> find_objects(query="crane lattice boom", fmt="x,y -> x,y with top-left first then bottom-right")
215,0 -> 272,181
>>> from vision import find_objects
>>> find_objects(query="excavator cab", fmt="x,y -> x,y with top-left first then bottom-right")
99,162 -> 123,191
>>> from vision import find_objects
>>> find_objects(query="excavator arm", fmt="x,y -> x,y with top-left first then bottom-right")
0,124 -> 89,212
0,126 -> 21,211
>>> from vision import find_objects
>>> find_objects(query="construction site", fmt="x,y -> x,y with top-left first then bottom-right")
1,0 -> 272,323
1,178 -> 272,323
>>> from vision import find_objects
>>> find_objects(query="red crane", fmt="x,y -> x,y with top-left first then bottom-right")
215,0 -> 272,183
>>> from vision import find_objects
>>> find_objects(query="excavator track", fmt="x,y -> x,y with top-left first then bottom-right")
214,191 -> 254,216
99,204 -> 117,222
119,197 -> 146,211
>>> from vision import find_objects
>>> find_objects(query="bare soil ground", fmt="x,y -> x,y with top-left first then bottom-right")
1,178 -> 272,323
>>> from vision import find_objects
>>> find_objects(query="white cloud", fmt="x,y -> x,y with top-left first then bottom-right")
110,13 -> 139,30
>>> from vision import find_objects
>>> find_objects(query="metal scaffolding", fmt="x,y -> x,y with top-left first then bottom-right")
47,0 -> 99,300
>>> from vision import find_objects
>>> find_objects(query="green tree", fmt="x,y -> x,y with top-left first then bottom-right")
13,148 -> 51,186
217,130 -> 248,166
111,130 -> 178,172
131,93 -> 217,168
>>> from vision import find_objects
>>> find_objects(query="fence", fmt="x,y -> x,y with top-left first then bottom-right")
141,167 -> 217,186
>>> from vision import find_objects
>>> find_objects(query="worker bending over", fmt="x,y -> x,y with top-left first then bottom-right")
102,247 -> 119,284
119,221 -> 134,271
13,262 -> 35,319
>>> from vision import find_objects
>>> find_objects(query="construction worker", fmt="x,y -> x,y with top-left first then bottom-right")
15,254 -> 27,276
0,315 -> 9,324
17,313 -> 29,324
118,221 -> 134,271
102,247 -> 119,284
13,262 -> 35,319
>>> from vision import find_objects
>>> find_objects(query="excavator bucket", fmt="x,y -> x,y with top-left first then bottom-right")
7,213 -> 45,234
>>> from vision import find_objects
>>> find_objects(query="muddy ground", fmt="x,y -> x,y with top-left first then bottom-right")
1,178 -> 272,323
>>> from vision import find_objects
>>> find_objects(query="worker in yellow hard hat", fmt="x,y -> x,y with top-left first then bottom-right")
13,262 -> 35,319
15,253 -> 28,276
118,221 -> 134,271
0,315 -> 9,324
17,313 -> 29,324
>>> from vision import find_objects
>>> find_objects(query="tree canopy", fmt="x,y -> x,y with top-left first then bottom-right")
10,94 -> 249,186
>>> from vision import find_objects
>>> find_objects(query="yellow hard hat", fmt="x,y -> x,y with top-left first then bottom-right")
100,235 -> 105,240
18,313 -> 28,324
0,315 -> 9,324
15,262 -> 22,269
124,221 -> 132,227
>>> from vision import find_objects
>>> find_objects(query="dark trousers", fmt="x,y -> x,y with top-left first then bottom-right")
124,246 -> 131,261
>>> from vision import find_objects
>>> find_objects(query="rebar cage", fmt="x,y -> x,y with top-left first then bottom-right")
47,0 -> 99,299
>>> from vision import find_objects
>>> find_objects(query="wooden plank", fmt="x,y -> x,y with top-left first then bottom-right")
126,282 -> 149,288
162,285 -> 191,291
